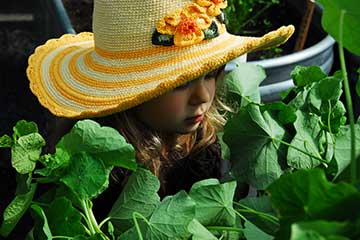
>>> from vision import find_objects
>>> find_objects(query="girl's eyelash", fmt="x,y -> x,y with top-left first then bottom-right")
174,69 -> 218,91
174,81 -> 192,90
205,70 -> 218,79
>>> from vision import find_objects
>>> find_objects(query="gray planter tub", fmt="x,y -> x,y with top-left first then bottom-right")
225,2 -> 336,102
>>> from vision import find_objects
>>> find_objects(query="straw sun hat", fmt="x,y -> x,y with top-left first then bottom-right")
27,0 -> 294,119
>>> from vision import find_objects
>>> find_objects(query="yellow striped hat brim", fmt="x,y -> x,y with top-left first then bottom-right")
27,26 -> 294,118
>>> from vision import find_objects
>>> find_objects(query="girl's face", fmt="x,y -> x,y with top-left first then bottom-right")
133,70 -> 218,134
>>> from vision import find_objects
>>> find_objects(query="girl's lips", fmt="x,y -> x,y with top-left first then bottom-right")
186,114 -> 204,123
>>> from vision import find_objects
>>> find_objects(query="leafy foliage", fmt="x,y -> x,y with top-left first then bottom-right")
224,0 -> 282,36
222,64 -> 358,190
268,169 -> 360,239
0,120 -> 137,239
318,0 -> 360,55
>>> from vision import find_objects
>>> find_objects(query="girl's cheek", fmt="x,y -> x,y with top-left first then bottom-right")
163,95 -> 186,114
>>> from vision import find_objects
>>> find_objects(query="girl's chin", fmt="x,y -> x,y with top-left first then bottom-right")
175,122 -> 201,134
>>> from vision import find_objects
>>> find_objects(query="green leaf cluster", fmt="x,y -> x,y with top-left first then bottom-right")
1,120 -> 265,240
224,0 -> 282,36
267,169 -> 360,239
114,175 -> 242,240
223,64 -> 359,189
0,120 -> 137,239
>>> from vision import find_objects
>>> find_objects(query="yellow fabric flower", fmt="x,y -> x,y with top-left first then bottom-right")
195,0 -> 227,17
156,3 -> 214,46
156,9 -> 182,35
174,16 -> 204,46
183,3 -> 212,30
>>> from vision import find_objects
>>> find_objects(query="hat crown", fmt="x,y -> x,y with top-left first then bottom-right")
93,0 -> 189,52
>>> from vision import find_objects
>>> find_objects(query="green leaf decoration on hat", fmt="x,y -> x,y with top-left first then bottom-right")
203,21 -> 220,39
152,31 -> 174,46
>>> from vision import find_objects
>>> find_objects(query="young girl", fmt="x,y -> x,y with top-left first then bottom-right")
27,0 -> 294,216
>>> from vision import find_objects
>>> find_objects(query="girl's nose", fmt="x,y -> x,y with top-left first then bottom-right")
189,78 -> 213,105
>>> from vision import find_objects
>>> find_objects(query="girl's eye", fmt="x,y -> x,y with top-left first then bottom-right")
174,80 -> 192,91
205,69 -> 218,79
174,70 -> 217,91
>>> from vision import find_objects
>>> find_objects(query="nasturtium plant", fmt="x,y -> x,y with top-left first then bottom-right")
57,119 -> 137,170
224,63 -> 266,105
11,132 -> 45,174
334,121 -> 360,177
60,152 -> 112,200
187,219 -> 218,240
243,221 -> 273,240
287,111 -> 323,169
13,120 -> 39,138
0,183 -> 37,237
45,197 -> 87,236
267,169 -> 360,239
189,179 -> 237,226
0,134 -> 12,147
222,61 -> 357,189
289,220 -> 351,240
223,104 -> 286,189
318,0 -> 360,55
291,65 -> 328,87
109,168 -> 161,233
0,120 -> 139,239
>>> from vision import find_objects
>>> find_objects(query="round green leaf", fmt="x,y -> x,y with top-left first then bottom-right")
189,180 -> 236,226
11,133 -> 45,174
291,66 -> 327,87
60,152 -> 111,200
223,105 -> 285,189
224,64 -> 266,103
318,0 -> 360,55
58,119 -> 137,171
145,191 -> 196,239
46,197 -> 86,236
109,168 -> 160,232
13,120 -> 38,138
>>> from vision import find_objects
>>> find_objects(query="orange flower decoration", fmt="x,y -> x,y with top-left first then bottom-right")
156,3 -> 212,46
195,0 -> 227,16
183,3 -> 212,30
156,9 -> 182,35
174,16 -> 204,46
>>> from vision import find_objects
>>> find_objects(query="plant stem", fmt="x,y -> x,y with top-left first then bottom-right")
241,95 -> 264,106
230,207 -> 247,222
327,100 -> 335,143
81,200 -> 96,235
81,199 -> 109,239
132,212 -> 151,240
207,226 -> 244,233
239,2 -> 274,30
272,137 -> 328,164
233,202 -> 279,225
52,236 -> 73,239
99,216 -> 111,229
338,10 -> 357,184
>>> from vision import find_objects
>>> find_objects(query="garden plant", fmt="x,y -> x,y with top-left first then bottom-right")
224,0 -> 291,60
224,0 -> 283,36
1,0 -> 360,239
